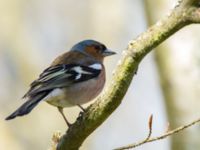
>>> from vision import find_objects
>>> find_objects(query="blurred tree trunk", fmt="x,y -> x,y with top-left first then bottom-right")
144,0 -> 200,150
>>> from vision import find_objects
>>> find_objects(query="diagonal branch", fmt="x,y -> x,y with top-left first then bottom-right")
57,0 -> 200,150
115,116 -> 200,150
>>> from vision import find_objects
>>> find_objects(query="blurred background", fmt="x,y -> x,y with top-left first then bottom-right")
1,0 -> 200,150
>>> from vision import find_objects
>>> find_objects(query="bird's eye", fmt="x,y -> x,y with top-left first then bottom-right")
94,45 -> 101,50
102,45 -> 106,50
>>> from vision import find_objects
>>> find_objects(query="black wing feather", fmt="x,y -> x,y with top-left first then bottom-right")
24,64 -> 101,97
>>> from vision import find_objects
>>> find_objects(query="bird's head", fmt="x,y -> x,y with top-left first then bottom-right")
70,40 -> 116,61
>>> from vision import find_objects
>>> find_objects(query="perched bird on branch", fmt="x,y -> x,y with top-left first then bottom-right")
5,40 -> 116,126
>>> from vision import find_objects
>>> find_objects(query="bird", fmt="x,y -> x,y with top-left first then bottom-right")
5,39 -> 116,126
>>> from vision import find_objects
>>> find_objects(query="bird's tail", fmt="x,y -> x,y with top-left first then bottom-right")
5,93 -> 48,120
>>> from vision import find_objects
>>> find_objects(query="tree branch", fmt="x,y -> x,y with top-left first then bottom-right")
57,0 -> 200,149
115,116 -> 200,150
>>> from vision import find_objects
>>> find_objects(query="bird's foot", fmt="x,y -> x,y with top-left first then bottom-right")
77,104 -> 86,112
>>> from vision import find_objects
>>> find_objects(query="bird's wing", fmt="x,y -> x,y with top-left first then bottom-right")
23,63 -> 102,98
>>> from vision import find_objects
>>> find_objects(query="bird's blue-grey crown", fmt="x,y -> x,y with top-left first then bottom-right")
70,40 -> 103,52
70,39 -> 116,57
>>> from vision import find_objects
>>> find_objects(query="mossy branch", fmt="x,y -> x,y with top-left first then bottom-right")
56,0 -> 200,150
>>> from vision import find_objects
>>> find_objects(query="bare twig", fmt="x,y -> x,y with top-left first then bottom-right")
114,115 -> 153,150
146,114 -> 153,141
115,117 -> 200,150
49,131 -> 62,150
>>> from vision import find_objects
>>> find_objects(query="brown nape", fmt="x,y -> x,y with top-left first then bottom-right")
85,46 -> 104,62
51,51 -> 103,66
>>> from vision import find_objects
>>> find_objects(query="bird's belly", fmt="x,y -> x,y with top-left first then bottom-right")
44,88 -> 73,107
44,77 -> 105,108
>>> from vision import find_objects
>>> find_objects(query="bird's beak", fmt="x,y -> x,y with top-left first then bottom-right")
102,49 -> 116,57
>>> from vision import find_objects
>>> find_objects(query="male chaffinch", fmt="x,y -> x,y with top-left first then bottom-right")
5,40 -> 116,126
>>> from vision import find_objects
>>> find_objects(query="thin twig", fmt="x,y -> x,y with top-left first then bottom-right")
49,131 -> 62,150
114,115 -> 153,150
146,114 -> 153,141
115,117 -> 200,150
